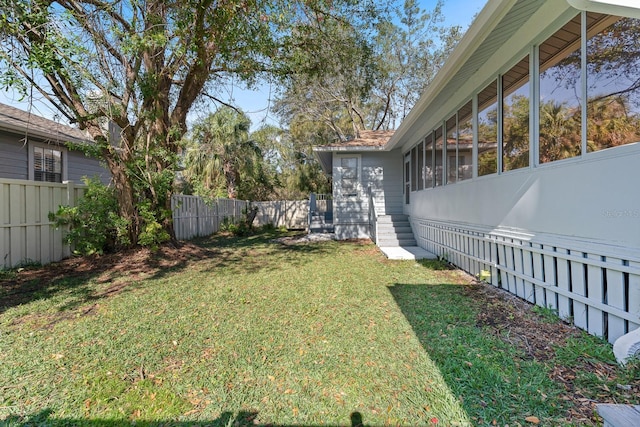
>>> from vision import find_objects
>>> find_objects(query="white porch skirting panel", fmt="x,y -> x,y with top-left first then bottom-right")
411,218 -> 640,344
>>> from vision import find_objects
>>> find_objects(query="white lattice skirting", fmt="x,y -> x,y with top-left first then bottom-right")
411,218 -> 640,344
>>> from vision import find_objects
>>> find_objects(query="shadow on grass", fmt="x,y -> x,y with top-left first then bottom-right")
2,409 -> 368,427
0,230 -> 332,318
193,231 -> 333,276
388,281 -> 568,424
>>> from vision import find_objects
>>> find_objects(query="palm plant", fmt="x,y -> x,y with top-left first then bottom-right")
183,107 -> 262,199
539,101 -> 581,162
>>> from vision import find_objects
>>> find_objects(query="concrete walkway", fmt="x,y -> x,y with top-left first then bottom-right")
379,246 -> 437,260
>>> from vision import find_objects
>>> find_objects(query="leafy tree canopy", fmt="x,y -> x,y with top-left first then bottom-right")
274,0 -> 463,143
0,0 -> 380,244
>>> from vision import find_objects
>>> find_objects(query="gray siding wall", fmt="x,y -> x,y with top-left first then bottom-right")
0,130 -> 110,184
363,149 -> 404,216
0,133 -> 28,180
333,149 -> 404,240
67,150 -> 110,184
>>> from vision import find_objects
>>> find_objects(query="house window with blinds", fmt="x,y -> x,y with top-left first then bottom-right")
34,146 -> 63,182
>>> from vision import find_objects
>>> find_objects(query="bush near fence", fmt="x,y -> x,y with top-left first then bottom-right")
2,183 -> 310,268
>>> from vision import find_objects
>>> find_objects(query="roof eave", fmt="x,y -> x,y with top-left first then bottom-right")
313,145 -> 387,153
567,0 -> 640,18
313,149 -> 333,176
383,0 -> 521,151
384,0 -> 640,152
0,121 -> 92,146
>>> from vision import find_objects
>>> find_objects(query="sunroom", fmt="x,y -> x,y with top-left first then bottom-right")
386,0 -> 640,354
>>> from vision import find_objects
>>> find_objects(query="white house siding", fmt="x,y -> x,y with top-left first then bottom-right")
67,150 -> 111,185
366,149 -> 404,217
0,134 -> 28,180
396,1 -> 640,344
333,150 -> 404,240
407,144 -> 640,248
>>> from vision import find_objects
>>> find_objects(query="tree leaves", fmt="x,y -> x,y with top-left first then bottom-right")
0,0 -> 373,242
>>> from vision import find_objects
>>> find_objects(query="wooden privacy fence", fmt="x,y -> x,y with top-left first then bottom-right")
253,200 -> 309,230
0,185 -> 250,268
412,218 -> 640,345
171,195 -> 248,241
0,178 -> 86,269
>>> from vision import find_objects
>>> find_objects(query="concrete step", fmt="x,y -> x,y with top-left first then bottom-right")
377,214 -> 409,223
377,238 -> 417,247
310,225 -> 335,233
377,231 -> 415,240
377,225 -> 412,234
374,214 -> 417,247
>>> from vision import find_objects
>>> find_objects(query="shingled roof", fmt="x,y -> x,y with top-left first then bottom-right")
312,130 -> 396,175
323,130 -> 395,149
0,103 -> 90,144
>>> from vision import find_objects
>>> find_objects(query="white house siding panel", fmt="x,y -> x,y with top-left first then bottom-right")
67,150 -> 111,184
0,135 -> 28,180
363,150 -> 404,216
333,150 -> 404,240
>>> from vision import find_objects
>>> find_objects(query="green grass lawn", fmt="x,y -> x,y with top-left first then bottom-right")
0,231 -> 637,426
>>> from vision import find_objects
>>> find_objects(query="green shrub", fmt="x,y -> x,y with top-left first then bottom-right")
49,177 -> 130,255
219,205 -> 258,237
136,201 -> 171,250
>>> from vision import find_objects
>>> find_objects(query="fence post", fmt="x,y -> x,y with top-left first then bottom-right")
64,180 -> 75,207
196,197 -> 201,237
309,193 -> 316,230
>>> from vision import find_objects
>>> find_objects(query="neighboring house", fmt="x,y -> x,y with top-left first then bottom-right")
314,0 -> 640,354
0,103 -> 110,184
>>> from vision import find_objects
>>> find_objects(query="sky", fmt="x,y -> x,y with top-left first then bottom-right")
0,0 -> 484,131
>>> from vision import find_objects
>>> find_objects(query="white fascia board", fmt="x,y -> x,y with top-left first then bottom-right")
384,0 -> 519,151
567,0 -> 640,18
313,145 -> 385,153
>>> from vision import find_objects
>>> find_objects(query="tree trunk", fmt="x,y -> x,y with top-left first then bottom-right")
104,153 -> 140,246
223,160 -> 238,199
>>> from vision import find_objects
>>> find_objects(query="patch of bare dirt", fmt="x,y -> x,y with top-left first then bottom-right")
0,242 -> 217,313
468,283 -> 639,425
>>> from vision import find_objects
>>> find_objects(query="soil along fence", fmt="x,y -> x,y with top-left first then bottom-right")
2,184 -> 304,268
171,194 -> 249,241
0,178 -> 86,269
253,200 -> 309,230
